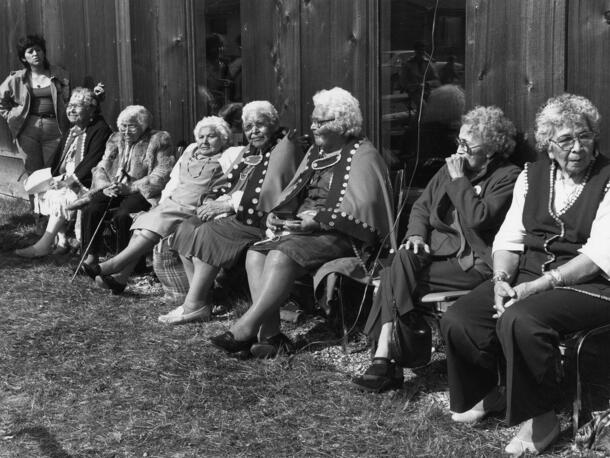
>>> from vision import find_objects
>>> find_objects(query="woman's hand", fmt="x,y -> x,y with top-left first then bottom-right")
102,182 -> 130,197
49,176 -> 66,190
266,212 -> 285,232
297,212 -> 320,232
446,153 -> 466,180
197,200 -> 233,222
399,235 -> 430,254
493,277 -> 552,318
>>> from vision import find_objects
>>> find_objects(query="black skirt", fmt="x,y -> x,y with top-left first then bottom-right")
249,231 -> 353,271
171,215 -> 263,269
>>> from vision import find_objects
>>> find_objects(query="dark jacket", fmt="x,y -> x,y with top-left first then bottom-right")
406,159 -> 521,268
50,115 -> 112,189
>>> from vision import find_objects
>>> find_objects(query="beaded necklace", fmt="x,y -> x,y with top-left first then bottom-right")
186,148 -> 211,178
548,160 -> 593,217
61,126 -> 86,173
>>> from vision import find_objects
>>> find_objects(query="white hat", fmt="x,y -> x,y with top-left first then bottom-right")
24,167 -> 53,194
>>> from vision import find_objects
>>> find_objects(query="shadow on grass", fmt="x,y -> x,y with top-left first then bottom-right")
11,426 -> 72,458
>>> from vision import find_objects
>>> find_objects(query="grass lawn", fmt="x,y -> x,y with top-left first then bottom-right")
0,196 -> 588,457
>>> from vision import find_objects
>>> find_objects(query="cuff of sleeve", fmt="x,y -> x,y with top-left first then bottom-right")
579,246 -> 610,278
231,191 -> 243,213
492,242 -> 524,253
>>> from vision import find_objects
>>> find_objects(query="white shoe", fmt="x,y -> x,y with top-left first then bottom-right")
451,387 -> 506,423
158,305 -> 211,324
15,245 -> 52,258
504,418 -> 559,456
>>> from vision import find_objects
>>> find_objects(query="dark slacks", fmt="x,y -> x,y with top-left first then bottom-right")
441,273 -> 610,425
80,193 -> 151,256
364,248 -> 488,343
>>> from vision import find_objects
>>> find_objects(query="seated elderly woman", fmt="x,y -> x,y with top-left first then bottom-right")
15,86 -> 111,257
80,116 -> 233,293
209,87 -> 395,359
441,94 -> 610,456
352,106 -> 521,392
77,105 -> 174,272
157,100 -> 300,324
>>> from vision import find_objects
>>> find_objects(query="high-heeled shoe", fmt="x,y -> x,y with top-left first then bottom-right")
210,331 -> 257,354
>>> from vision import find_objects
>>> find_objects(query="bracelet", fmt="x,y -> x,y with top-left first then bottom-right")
543,269 -> 564,288
491,270 -> 510,284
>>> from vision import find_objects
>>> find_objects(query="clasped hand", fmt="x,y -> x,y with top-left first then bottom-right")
492,280 -> 542,318
102,182 -> 129,197
266,212 -> 319,233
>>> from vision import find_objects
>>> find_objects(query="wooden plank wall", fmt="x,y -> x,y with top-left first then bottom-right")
241,0 -> 376,140
567,1 -> 610,153
241,0 -> 301,132
0,0 -> 203,156
465,0 -> 566,161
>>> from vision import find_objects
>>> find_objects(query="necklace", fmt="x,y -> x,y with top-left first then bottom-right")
548,160 -> 593,217
186,149 -> 210,178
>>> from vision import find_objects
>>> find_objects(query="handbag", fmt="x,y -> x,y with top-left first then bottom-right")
389,300 -> 432,368
152,236 -> 189,307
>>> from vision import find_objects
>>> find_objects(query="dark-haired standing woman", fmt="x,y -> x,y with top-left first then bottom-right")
0,34 -> 70,177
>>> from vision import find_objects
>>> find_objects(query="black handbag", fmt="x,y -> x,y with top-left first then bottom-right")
389,300 -> 432,368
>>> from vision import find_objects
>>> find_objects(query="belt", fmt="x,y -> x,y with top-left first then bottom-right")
32,113 -> 56,119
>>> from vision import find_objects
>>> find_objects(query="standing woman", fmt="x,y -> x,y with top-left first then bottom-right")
0,34 -> 70,176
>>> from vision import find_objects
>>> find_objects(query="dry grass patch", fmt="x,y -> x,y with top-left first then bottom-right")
0,196 -> 586,457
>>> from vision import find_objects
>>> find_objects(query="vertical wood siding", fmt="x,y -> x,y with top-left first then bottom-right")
241,0 -> 301,132
567,1 -> 610,152
465,0 -> 565,158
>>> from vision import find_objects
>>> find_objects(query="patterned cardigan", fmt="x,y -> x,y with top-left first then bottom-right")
91,129 -> 175,204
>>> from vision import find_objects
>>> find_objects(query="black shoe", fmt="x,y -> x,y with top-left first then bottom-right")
210,331 -> 256,354
96,274 -> 127,295
250,333 -> 295,359
79,262 -> 101,280
351,358 -> 404,393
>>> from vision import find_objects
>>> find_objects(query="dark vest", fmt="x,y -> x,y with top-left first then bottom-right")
521,157 -> 610,276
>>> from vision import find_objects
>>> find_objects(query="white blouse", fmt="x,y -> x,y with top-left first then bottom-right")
492,169 -> 610,277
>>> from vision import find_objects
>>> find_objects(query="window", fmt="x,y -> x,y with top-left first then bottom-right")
380,0 -> 466,187
203,0 -> 242,114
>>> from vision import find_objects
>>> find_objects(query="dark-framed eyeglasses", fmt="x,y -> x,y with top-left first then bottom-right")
455,137 -> 483,155
310,117 -> 335,128
549,131 -> 595,152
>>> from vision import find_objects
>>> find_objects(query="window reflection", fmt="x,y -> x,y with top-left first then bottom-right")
380,0 -> 466,187
203,0 -> 242,114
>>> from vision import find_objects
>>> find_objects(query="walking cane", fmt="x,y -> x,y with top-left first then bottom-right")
70,198 -> 113,283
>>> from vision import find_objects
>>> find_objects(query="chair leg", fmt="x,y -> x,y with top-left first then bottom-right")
572,323 -> 610,438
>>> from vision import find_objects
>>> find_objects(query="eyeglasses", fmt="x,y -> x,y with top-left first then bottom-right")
550,131 -> 595,151
66,103 -> 86,109
311,118 -> 335,128
455,138 -> 483,155
243,121 -> 268,132
119,124 -> 140,132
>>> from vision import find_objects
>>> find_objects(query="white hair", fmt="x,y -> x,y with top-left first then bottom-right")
117,105 -> 152,130
312,87 -> 363,137
193,116 -> 232,145
242,101 -> 279,130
